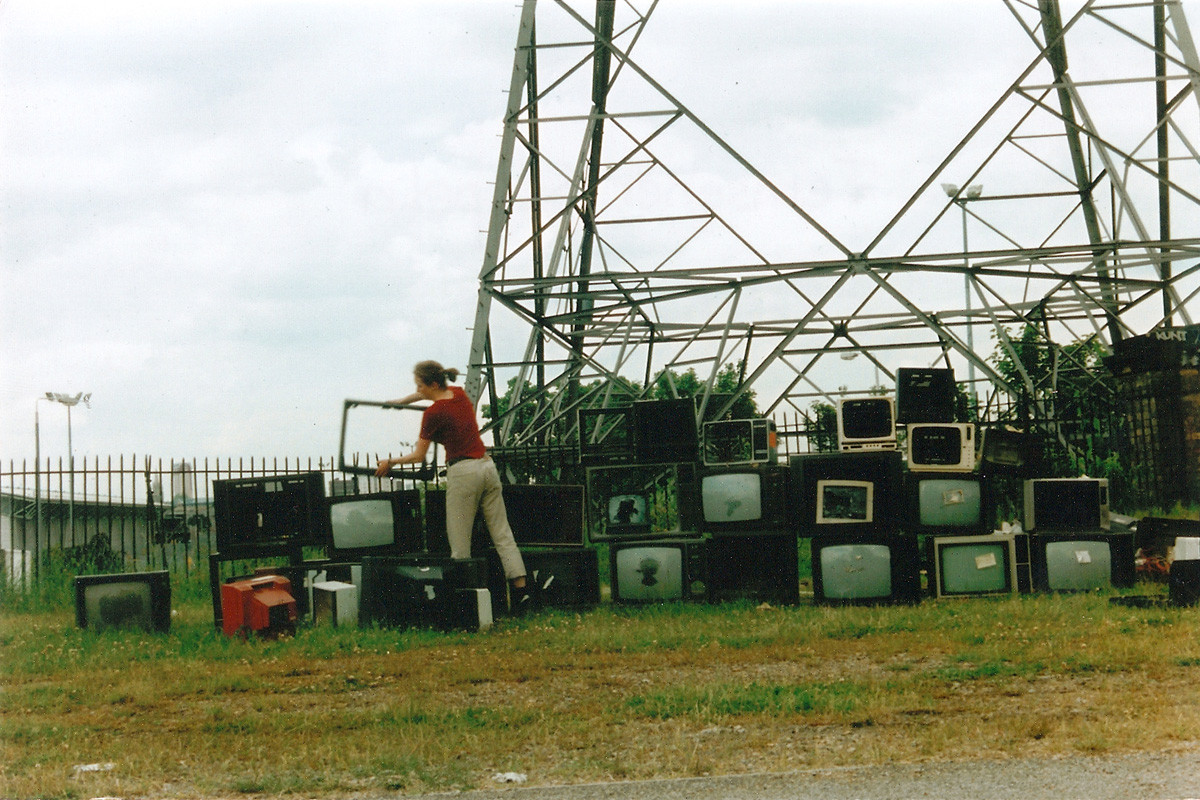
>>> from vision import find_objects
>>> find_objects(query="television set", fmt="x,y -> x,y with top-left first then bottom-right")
220,574 -> 298,638
74,570 -> 171,633
1023,477 -> 1110,532
905,473 -> 992,535
577,405 -> 635,466
699,465 -> 789,533
359,554 -> 488,628
836,396 -> 897,451
790,450 -> 903,536
810,532 -> 922,605
929,534 -> 1018,599
1030,531 -> 1136,592
326,490 -> 423,559
906,423 -> 975,472
609,538 -> 709,603
487,546 -> 601,613
312,580 -> 358,627
632,398 -> 699,463
895,367 -> 956,424
706,532 -> 800,605
702,418 -> 777,466
337,398 -> 434,477
212,471 -> 327,552
978,427 -> 1039,476
585,463 -> 692,541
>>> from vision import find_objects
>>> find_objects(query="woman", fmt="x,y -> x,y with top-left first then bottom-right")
375,360 -> 530,609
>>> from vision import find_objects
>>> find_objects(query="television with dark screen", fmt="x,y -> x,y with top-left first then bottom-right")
495,483 -> 586,547
578,406 -> 634,466
487,547 -> 601,613
836,396 -> 896,451
609,538 -> 709,603
74,570 -> 171,633
1023,477 -> 1110,532
906,423 -> 975,472
359,554 -> 487,628
905,473 -> 991,535
706,532 -> 800,605
702,418 -> 777,466
895,367 -> 956,424
810,533 -> 921,605
1030,531 -> 1135,592
790,451 -> 903,536
212,471 -> 327,552
929,534 -> 1017,599
632,398 -> 699,463
326,490 -> 423,559
978,427 -> 1039,476
700,465 -> 789,533
585,463 -> 692,541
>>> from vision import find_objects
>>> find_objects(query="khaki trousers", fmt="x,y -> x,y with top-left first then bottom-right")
444,457 -> 526,581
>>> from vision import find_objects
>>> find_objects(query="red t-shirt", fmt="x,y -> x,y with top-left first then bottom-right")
419,386 -> 487,461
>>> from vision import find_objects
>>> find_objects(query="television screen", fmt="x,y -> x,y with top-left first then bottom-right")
1030,532 -> 1135,592
74,570 -> 171,633
487,547 -> 601,613
700,465 -> 789,533
585,463 -> 693,541
610,539 -> 708,603
1023,477 -> 1110,532
577,406 -> 635,466
837,396 -> 896,451
978,427 -> 1039,476
632,398 -> 699,463
338,398 -> 431,476
906,423 -> 975,471
702,418 -> 777,466
790,451 -> 903,536
326,490 -> 423,558
907,473 -> 990,535
895,367 -> 956,424
212,471 -> 327,552
359,554 -> 488,628
706,532 -> 800,605
495,483 -> 586,547
811,533 -> 921,605
930,534 -> 1017,599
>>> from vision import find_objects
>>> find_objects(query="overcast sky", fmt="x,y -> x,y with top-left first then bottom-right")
3,0 -> 1195,464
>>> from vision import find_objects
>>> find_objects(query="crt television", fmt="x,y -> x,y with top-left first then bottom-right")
1023,477 -> 1110,532
810,532 -> 922,605
609,538 -> 709,603
632,398 -> 699,463
702,418 -> 777,466
74,570 -> 172,633
895,367 -> 956,424
790,450 -> 903,536
1029,531 -> 1135,592
906,423 -> 975,472
494,483 -> 586,547
706,532 -> 800,605
929,534 -> 1018,599
212,471 -> 327,551
585,463 -> 692,541
836,396 -> 897,451
326,490 -> 423,559
699,465 -> 789,533
905,472 -> 992,535
577,405 -> 635,466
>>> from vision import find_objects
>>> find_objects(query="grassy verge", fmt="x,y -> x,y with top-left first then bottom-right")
3,583 -> 1200,799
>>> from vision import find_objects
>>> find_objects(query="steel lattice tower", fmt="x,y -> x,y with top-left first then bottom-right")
465,0 -> 1200,451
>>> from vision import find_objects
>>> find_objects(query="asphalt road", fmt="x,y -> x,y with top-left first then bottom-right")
397,748 -> 1200,800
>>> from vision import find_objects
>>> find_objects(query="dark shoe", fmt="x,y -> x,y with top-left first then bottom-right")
512,591 -> 535,616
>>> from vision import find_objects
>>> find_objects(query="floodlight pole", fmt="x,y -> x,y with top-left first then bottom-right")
943,184 -> 983,405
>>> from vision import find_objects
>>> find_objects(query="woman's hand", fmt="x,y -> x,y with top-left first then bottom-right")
375,458 -> 394,477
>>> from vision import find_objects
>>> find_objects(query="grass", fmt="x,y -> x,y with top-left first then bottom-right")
4,579 -> 1200,799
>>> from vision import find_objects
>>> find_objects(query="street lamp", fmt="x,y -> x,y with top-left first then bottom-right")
942,183 -> 983,401
43,391 -> 91,544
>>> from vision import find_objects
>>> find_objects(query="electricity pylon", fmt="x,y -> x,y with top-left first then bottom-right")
465,0 -> 1200,450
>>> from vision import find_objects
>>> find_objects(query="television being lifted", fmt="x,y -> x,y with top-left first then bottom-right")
74,570 -> 172,633
326,490 -> 424,560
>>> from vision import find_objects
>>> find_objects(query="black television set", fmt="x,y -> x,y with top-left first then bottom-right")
810,532 -> 922,606
609,538 -> 709,603
1029,531 -> 1136,592
906,423 -> 976,472
359,554 -> 488,629
632,398 -> 699,463
790,450 -> 903,536
578,406 -> 635,466
494,483 -> 586,547
699,464 -> 789,534
326,490 -> 424,560
212,471 -> 327,552
836,396 -> 897,451
978,427 -> 1040,477
1023,477 -> 1110,532
487,546 -> 601,613
706,532 -> 800,605
928,534 -> 1018,599
702,418 -> 777,466
585,463 -> 692,541
904,472 -> 992,536
895,367 -> 956,424
74,570 -> 172,633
